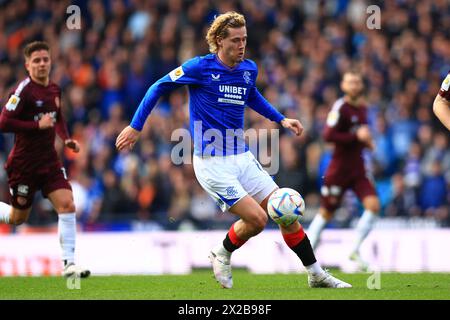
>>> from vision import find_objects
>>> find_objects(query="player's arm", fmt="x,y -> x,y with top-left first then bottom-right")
433,72 -> 450,130
116,58 -> 201,151
323,105 -> 374,147
116,75 -> 184,151
433,94 -> 450,130
55,103 -> 80,152
247,88 -> 303,136
323,108 -> 358,144
0,93 -> 53,132
324,114 -> 373,148
246,87 -> 303,136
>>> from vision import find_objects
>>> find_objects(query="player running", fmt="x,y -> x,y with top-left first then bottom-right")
0,41 -> 90,278
307,70 -> 380,271
116,12 -> 351,289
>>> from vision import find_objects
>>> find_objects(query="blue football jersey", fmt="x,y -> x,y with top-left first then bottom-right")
130,54 -> 284,156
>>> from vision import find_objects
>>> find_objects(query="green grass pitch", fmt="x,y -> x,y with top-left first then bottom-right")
0,270 -> 449,300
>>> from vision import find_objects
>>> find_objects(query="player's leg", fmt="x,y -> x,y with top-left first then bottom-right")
308,182 -> 344,249
260,193 -> 351,288
0,182 -> 35,225
0,204 -> 32,225
208,195 -> 269,288
44,166 -> 90,278
193,154 -> 257,288
242,152 -> 322,276
349,177 -> 380,270
226,194 -> 268,248
0,202 -> 11,223
243,152 -> 350,288
352,195 -> 380,254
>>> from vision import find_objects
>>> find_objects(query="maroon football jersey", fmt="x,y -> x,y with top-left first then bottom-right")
438,71 -> 450,101
0,77 -> 69,174
323,97 -> 368,176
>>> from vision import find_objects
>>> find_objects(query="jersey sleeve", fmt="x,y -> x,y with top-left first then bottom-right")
130,57 -> 202,131
323,103 -> 357,144
246,63 -> 285,123
247,87 -> 285,123
55,92 -> 70,141
438,72 -> 450,101
0,88 -> 39,132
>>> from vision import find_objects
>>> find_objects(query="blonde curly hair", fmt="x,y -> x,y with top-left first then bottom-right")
206,12 -> 246,54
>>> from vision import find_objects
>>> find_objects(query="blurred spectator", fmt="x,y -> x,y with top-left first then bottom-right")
187,183 -> 218,230
275,135 -> 309,193
420,160 -> 448,224
385,173 -> 421,217
372,113 -> 396,177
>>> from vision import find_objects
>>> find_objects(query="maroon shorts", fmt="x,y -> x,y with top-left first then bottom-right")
320,172 -> 377,212
6,162 -> 72,210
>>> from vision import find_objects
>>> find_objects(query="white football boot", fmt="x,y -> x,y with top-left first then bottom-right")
308,270 -> 352,288
209,250 -> 233,289
62,263 -> 91,278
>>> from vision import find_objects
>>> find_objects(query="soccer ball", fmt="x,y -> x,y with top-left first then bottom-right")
267,188 -> 305,226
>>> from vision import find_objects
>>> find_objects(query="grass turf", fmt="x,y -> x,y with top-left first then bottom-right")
0,270 -> 449,300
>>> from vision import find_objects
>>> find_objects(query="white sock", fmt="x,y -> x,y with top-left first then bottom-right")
305,261 -> 324,276
0,202 -> 11,224
58,213 -> 76,265
352,210 -> 377,254
307,214 -> 328,250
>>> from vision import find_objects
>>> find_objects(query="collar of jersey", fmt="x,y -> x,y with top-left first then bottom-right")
214,54 -> 241,72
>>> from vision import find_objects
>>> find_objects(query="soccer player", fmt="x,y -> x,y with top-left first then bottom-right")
307,70 -> 380,271
116,12 -> 351,289
0,41 -> 90,278
433,71 -> 450,130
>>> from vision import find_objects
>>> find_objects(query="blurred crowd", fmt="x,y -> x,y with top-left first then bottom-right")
0,0 -> 449,230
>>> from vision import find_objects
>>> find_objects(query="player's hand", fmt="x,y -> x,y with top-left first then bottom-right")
38,113 -> 54,129
65,139 -> 80,153
280,118 -> 303,136
116,125 -> 141,151
356,125 -> 372,143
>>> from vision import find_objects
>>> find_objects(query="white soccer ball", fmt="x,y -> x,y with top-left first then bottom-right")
267,188 -> 305,226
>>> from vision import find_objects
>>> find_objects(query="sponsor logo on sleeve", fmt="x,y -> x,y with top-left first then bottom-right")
169,66 -> 185,82
326,110 -> 339,127
5,95 -> 20,111
441,74 -> 450,91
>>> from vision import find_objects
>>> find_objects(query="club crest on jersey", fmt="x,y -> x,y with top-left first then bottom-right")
243,71 -> 251,84
351,115 -> 359,123
36,100 -> 44,107
211,73 -> 221,81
